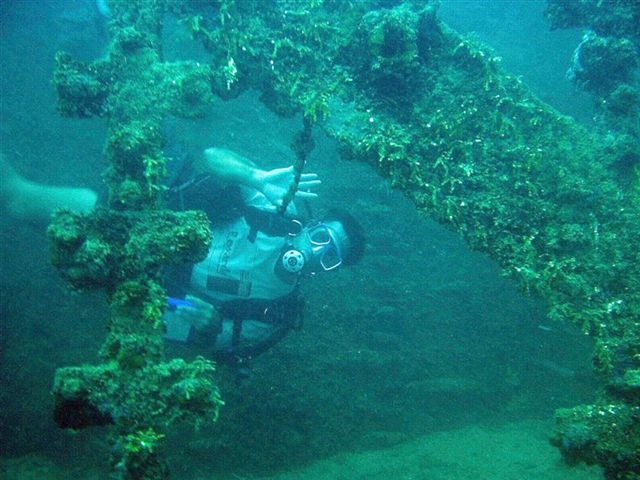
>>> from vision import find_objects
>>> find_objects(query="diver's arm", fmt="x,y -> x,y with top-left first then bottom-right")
197,147 -> 321,208
196,148 -> 264,190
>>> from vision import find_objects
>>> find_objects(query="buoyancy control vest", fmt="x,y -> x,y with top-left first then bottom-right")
189,188 -> 299,305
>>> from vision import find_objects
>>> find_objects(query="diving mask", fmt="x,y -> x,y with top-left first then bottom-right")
281,221 -> 349,275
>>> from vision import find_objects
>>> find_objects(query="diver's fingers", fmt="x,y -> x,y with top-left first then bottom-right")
298,179 -> 321,190
295,190 -> 319,199
300,173 -> 320,182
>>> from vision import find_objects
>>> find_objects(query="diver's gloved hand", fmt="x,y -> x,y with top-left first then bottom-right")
259,166 -> 321,208
164,295 -> 216,343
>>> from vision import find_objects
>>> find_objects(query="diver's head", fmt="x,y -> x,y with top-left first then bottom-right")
281,209 -> 365,275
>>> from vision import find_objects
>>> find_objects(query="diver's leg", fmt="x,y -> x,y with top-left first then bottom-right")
1,153 -> 97,223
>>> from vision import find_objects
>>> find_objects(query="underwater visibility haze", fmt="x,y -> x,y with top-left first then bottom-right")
1,1 -> 639,479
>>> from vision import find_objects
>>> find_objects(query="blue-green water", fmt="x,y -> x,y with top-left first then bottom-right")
0,1 -> 611,479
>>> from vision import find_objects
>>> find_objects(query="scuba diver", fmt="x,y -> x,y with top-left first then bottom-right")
163,147 -> 366,369
1,145 -> 364,370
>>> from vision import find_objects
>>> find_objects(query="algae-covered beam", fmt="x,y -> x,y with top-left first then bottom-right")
173,0 -> 638,476
50,1 -> 223,478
